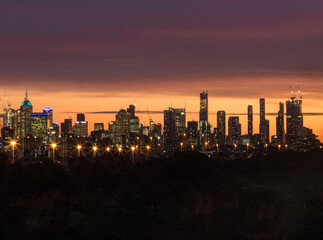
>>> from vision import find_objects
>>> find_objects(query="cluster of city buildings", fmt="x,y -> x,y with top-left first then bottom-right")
0,90 -> 321,161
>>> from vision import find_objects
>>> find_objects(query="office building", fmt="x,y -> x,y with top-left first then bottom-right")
228,116 -> 241,145
199,91 -> 208,143
19,91 -> 33,138
187,121 -> 198,148
286,96 -> 303,143
259,98 -> 269,144
94,123 -> 104,131
276,102 -> 284,144
248,105 -> 253,137
31,112 -> 49,139
113,109 -> 130,146
77,113 -> 85,122
217,111 -> 226,145
74,114 -> 88,138
43,108 -> 53,128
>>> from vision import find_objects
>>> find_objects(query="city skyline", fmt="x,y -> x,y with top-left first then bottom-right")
1,1 -> 323,142
1,90 -> 322,143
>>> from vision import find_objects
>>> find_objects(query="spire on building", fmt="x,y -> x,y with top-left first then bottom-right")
25,90 -> 28,100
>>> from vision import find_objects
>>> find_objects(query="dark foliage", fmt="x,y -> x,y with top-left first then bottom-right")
0,150 -> 322,240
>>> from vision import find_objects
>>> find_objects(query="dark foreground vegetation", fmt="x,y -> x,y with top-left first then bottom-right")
0,151 -> 323,240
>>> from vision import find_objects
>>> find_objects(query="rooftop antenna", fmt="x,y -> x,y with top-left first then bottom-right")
289,86 -> 295,98
4,90 -> 9,107
146,107 -> 151,121
25,90 -> 28,100
0,96 -> 5,110
297,85 -> 302,99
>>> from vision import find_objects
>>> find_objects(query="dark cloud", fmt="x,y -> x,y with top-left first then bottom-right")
1,0 -> 323,99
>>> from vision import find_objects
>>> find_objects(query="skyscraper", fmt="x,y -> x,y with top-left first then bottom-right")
61,119 -> 72,135
43,108 -> 53,128
31,112 -> 49,139
199,91 -> 209,144
228,116 -> 241,146
74,114 -> 88,138
77,113 -> 85,122
276,102 -> 285,144
175,108 -> 186,135
286,96 -> 303,144
248,105 -> 253,137
114,109 -> 130,146
127,104 -> 135,118
19,91 -> 33,138
187,121 -> 198,148
259,98 -> 269,144
217,111 -> 226,145
164,107 -> 176,153
199,91 -> 208,122
3,105 -> 16,129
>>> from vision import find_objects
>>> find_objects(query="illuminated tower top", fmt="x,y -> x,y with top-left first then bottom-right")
199,91 -> 208,122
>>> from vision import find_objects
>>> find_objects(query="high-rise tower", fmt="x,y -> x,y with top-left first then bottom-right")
286,96 -> 303,144
217,111 -> 226,145
259,98 -> 269,144
19,90 -> 33,138
199,91 -> 208,143
228,116 -> 241,146
276,102 -> 285,144
248,105 -> 253,137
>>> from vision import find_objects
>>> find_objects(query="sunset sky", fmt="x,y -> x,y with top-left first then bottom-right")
1,0 -> 323,140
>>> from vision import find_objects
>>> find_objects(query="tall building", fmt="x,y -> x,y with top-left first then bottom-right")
248,105 -> 253,137
259,98 -> 269,144
61,119 -> 73,135
217,111 -> 226,145
127,104 -> 135,118
94,123 -> 104,131
74,114 -> 88,138
175,108 -> 186,135
286,96 -> 303,144
127,105 -> 139,144
276,102 -> 285,144
114,109 -> 130,146
228,116 -> 241,146
164,107 -> 176,153
31,113 -> 49,139
199,91 -> 208,122
199,91 -> 208,141
3,105 -> 16,129
77,113 -> 85,121
19,91 -> 33,138
187,121 -> 198,148
43,108 -> 53,128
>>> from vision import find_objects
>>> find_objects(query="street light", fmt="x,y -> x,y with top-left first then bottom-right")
77,145 -> 82,157
93,146 -> 97,157
216,143 -> 219,160
106,147 -> 110,152
285,144 -> 288,150
265,144 -> 268,154
278,144 -> 281,152
180,142 -> 183,152
246,143 -> 249,158
131,146 -> 135,164
234,144 -> 237,153
51,143 -> 57,163
205,141 -> 208,150
10,141 -> 16,165
118,147 -> 122,153
146,145 -> 150,159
